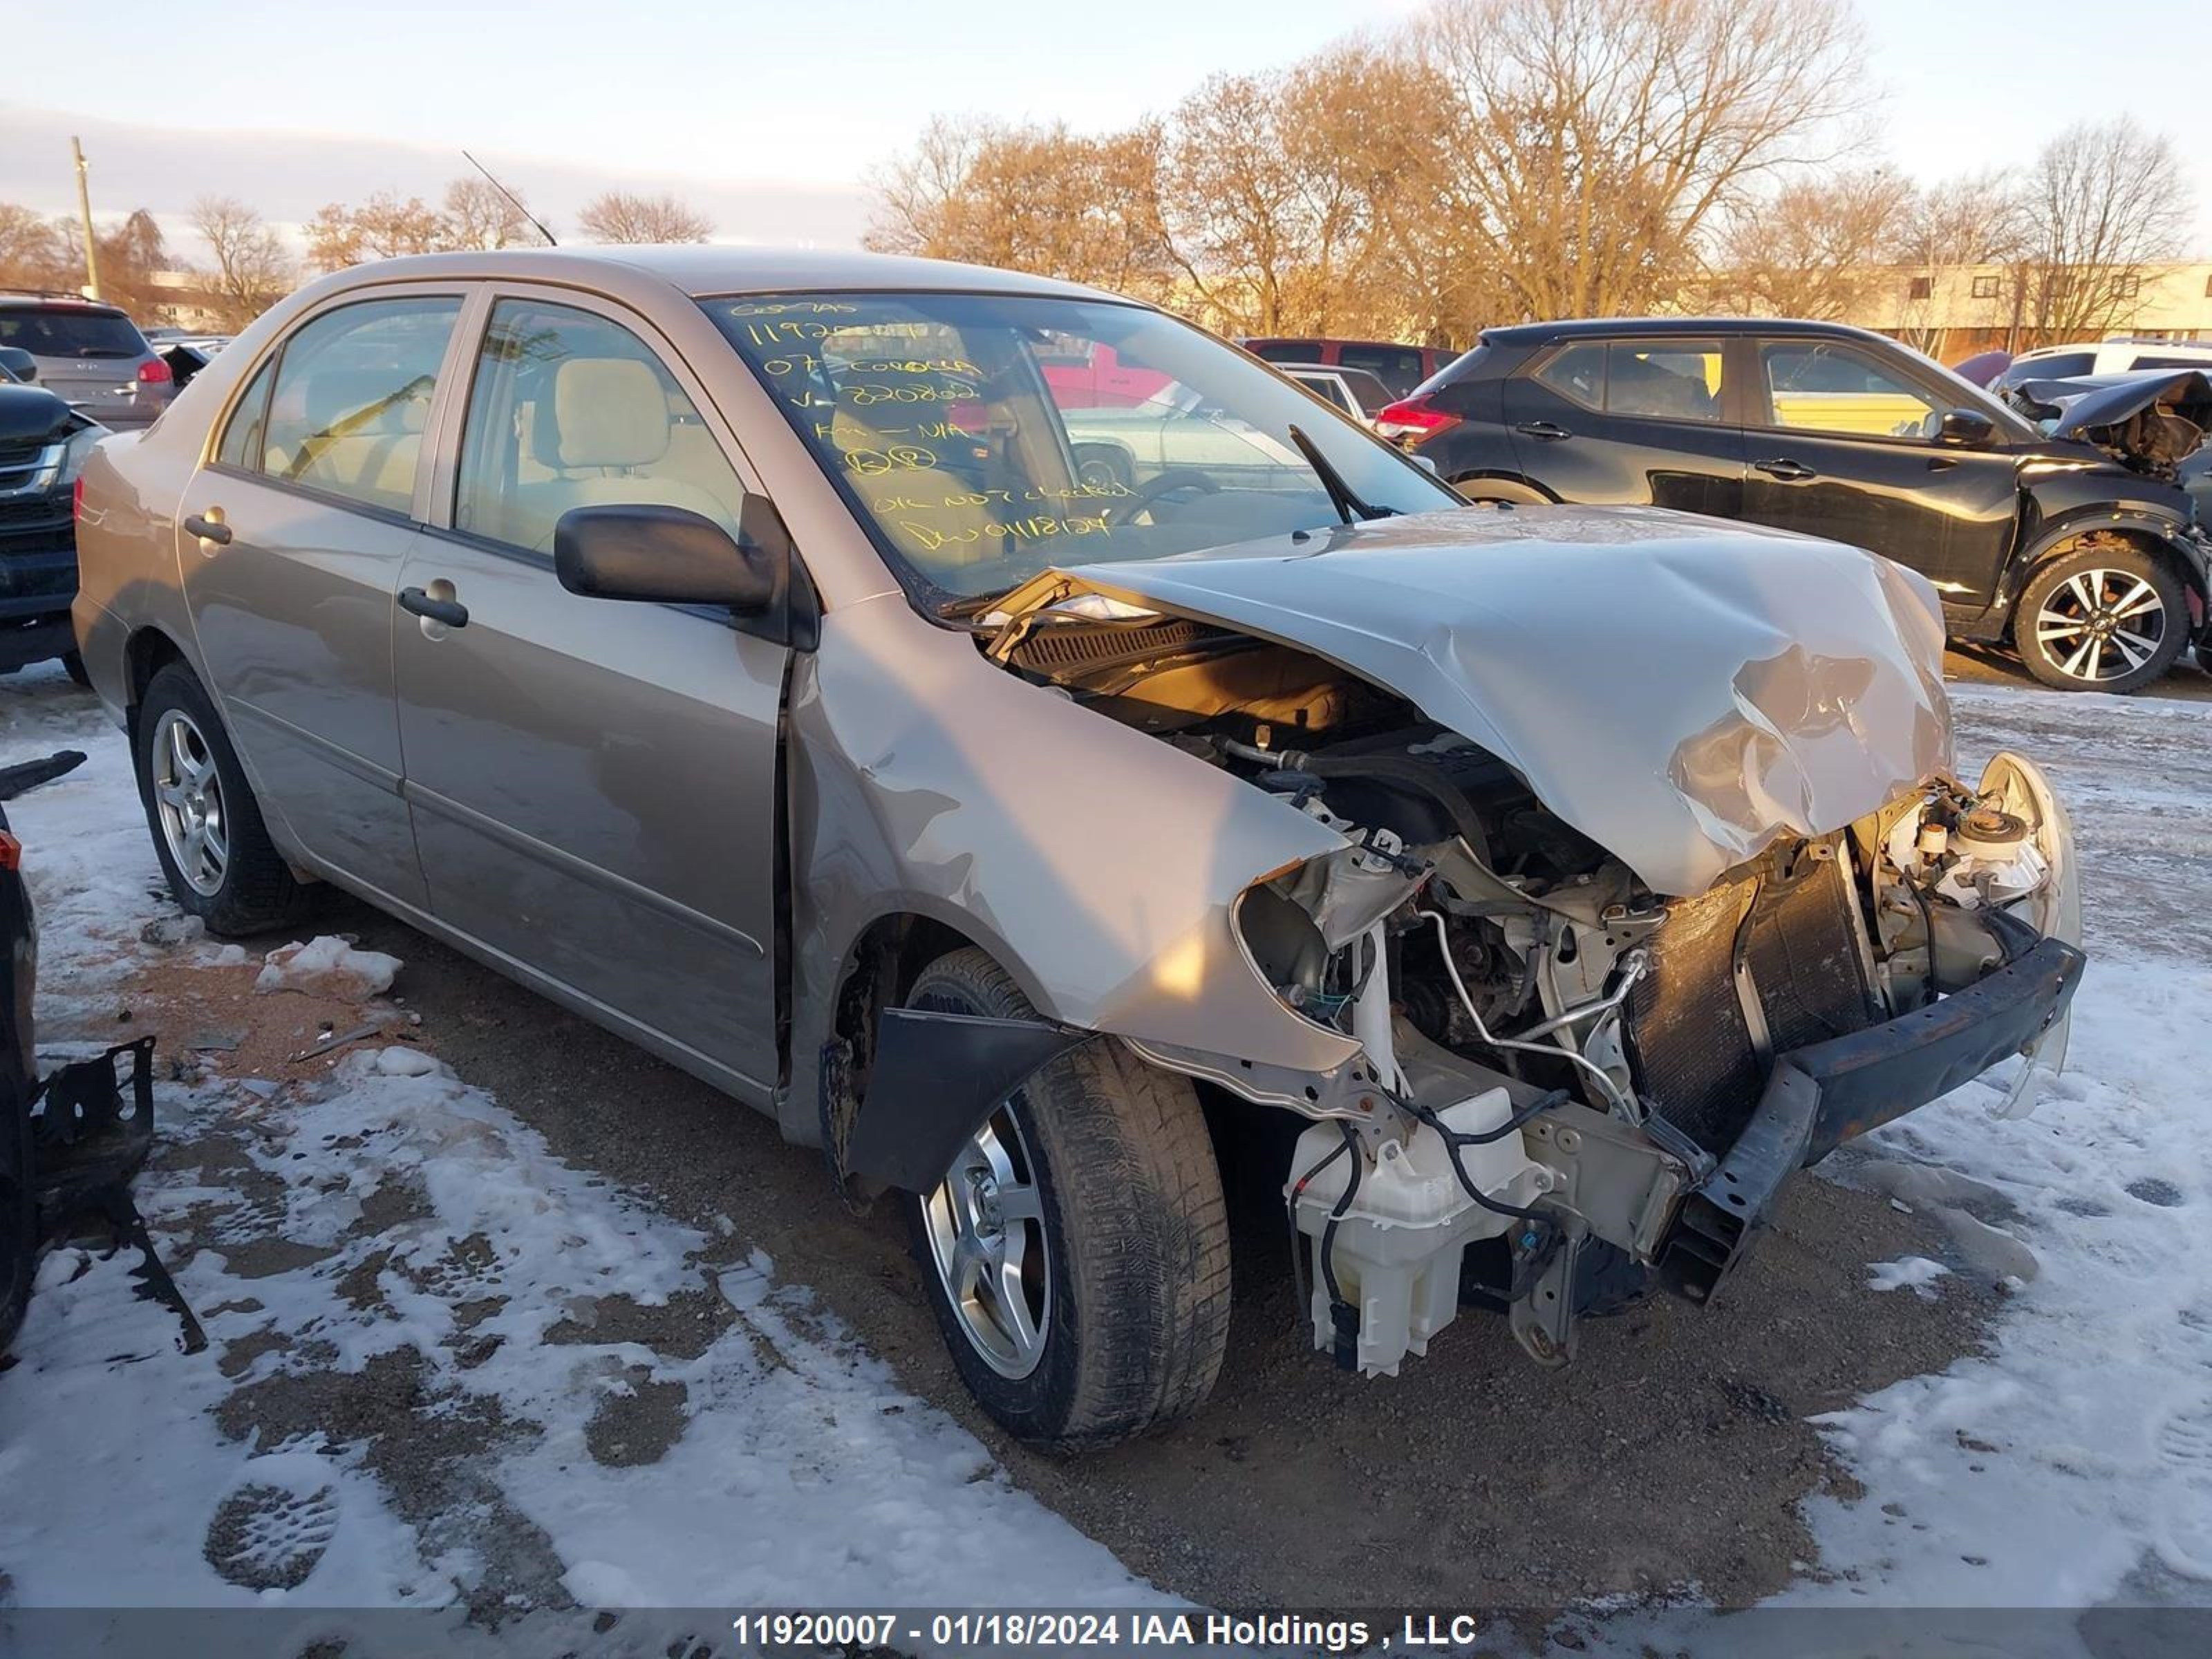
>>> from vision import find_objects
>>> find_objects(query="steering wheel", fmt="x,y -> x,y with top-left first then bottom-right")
1105,467 -> 1221,527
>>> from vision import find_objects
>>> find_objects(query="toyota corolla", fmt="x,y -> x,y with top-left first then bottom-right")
71,248 -> 2083,1447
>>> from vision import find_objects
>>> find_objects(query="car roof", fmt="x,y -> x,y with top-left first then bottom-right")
301,245 -> 1123,304
0,291 -> 130,316
1480,317 -> 1905,348
1244,335 -> 1431,350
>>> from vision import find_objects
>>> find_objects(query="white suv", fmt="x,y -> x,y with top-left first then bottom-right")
1996,338 -> 2212,389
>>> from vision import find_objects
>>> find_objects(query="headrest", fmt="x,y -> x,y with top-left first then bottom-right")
543,358 -> 670,470
305,370 -> 428,436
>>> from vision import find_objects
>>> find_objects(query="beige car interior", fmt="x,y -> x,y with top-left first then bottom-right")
467,352 -> 748,552
268,368 -> 432,514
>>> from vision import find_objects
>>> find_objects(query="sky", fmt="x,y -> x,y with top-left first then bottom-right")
3,0 -> 2208,261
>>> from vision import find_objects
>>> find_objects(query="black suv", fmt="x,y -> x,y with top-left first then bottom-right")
1383,319 -> 2211,693
0,382 -> 103,681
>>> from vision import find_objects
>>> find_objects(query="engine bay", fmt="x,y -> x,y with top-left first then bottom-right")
984,600 -> 2078,1377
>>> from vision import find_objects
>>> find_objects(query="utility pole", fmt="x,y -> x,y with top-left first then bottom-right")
71,137 -> 102,300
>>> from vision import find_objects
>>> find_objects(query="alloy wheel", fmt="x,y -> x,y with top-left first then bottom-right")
920,1106 -> 1051,1379
2032,568 -> 2168,684
149,709 -> 229,896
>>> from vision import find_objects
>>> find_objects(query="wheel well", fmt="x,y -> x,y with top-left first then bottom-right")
123,627 -> 187,726
831,913 -> 985,1074
2009,526 -> 2202,640
1447,471 -> 1551,505
818,912 -> 991,1188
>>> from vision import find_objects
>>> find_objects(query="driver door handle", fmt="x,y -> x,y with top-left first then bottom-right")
398,586 -> 469,628
1753,457 -> 1816,481
1515,421 -> 1571,442
182,511 -> 231,547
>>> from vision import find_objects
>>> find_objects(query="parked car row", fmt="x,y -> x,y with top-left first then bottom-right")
1374,319 -> 2212,693
66,247 -> 2086,1450
0,292 -> 216,679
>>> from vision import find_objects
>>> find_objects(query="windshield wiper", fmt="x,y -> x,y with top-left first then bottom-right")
1286,424 -> 1392,525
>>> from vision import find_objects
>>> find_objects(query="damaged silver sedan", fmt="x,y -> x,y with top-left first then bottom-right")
71,250 -> 2084,1447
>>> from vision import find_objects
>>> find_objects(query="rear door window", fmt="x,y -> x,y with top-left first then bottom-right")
2017,350 -> 2094,379
1338,344 -> 1423,395
1290,371 -> 1357,415
1534,339 -> 1725,422
250,295 -> 463,514
0,305 -> 147,359
216,359 -> 277,471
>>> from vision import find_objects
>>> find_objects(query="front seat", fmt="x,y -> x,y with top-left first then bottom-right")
518,357 -> 737,550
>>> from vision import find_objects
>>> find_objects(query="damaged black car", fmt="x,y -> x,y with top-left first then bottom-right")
1383,321 -> 2212,693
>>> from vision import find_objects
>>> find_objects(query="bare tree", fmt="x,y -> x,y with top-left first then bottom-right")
867,116 -> 1173,298
443,177 -> 549,250
88,208 -> 174,319
856,0 -> 1876,343
0,203 -> 74,292
189,196 -> 293,330
2017,120 -> 2187,342
302,191 -> 450,272
864,115 -> 992,256
1416,0 -> 1869,320
1705,167 -> 1915,319
577,190 -> 712,244
1886,169 -> 2032,351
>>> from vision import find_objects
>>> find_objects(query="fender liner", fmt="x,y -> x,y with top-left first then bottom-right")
2017,511 -> 2210,603
841,1008 -> 1094,1192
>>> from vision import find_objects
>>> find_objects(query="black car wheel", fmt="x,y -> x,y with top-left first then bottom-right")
2016,538 -> 2187,693
134,662 -> 317,935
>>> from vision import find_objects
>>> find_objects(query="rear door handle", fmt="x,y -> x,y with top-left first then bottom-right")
182,511 -> 231,546
1752,458 -> 1816,481
1515,421 -> 1571,442
398,586 -> 469,628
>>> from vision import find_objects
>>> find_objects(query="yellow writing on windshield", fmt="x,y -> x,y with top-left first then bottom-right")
898,514 -> 1114,554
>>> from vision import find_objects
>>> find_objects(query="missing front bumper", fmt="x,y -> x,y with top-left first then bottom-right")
1655,930 -> 2086,1304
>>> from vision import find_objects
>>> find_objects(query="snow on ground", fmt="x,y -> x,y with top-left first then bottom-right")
0,664 -> 1156,1641
1580,683 -> 2212,1656
2,658 -> 2209,1650
1785,686 -> 2212,1609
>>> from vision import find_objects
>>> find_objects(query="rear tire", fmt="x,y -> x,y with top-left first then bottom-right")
901,948 -> 1231,1449
134,662 -> 317,936
2016,538 -> 2187,693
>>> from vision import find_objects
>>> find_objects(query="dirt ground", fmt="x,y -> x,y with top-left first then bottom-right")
109,906 -> 1999,1613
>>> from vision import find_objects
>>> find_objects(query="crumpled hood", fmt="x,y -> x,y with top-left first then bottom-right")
1018,504 -> 1953,897
2009,368 -> 2212,471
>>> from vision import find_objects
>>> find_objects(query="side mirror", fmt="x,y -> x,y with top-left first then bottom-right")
0,346 -> 35,385
1938,408 -> 1996,447
553,499 -> 817,648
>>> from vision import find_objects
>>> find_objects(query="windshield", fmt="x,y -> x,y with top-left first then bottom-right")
0,306 -> 147,360
705,291 -> 1459,599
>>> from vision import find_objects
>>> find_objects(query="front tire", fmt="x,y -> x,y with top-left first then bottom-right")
902,948 -> 1231,1449
2016,538 -> 2187,693
134,663 -> 316,936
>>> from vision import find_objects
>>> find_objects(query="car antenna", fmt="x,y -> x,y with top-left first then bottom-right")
461,150 -> 558,247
